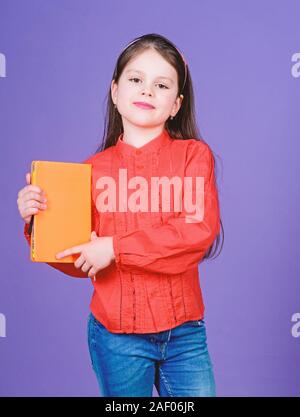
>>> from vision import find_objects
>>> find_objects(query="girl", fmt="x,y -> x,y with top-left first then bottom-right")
17,33 -> 224,397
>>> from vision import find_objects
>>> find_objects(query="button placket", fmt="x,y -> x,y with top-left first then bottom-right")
135,152 -> 150,224
135,148 -> 145,170
149,151 -> 162,226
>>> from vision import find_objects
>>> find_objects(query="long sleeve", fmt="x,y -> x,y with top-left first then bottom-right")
112,141 -> 221,275
23,155 -> 99,279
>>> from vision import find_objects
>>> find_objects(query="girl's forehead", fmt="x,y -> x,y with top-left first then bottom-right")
123,50 -> 178,79
127,48 -> 169,66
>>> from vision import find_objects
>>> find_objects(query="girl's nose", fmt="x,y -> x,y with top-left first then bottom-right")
141,85 -> 154,95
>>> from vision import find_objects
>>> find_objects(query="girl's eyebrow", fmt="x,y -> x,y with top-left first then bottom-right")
125,69 -> 174,84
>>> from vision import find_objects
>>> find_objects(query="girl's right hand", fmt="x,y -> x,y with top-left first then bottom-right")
17,173 -> 48,224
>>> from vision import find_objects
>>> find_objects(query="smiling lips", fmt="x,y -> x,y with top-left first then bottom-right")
133,101 -> 155,110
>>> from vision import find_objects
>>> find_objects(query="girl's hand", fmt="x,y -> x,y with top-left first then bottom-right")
55,231 -> 115,279
17,173 -> 47,224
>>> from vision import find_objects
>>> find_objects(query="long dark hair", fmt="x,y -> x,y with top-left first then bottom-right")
92,33 -> 224,261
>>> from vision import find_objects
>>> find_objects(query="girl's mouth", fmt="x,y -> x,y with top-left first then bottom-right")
133,102 -> 155,110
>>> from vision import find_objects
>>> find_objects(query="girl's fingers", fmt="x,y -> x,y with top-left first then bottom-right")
26,207 -> 39,215
17,193 -> 46,222
22,191 -> 47,204
81,261 -> 92,273
91,231 -> 98,240
20,201 -> 47,220
25,200 -> 47,210
88,268 -> 96,279
18,185 -> 44,199
56,244 -> 83,259
74,253 -> 85,269
17,175 -> 47,222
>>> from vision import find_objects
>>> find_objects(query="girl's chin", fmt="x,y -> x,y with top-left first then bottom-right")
125,116 -> 166,125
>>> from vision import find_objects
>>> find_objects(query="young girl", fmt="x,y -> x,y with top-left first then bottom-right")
17,33 -> 224,397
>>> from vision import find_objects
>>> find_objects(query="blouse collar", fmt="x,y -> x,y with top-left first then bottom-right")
115,128 -> 171,157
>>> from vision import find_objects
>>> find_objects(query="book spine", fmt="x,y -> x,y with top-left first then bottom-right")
31,161 -> 36,261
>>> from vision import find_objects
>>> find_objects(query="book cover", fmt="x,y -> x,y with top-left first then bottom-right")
30,160 -> 92,263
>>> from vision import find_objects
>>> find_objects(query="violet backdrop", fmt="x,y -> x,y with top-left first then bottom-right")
0,0 -> 299,396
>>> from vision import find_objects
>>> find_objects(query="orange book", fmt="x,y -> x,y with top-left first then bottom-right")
29,160 -> 92,263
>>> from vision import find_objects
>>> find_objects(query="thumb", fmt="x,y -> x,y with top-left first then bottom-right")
26,172 -> 31,185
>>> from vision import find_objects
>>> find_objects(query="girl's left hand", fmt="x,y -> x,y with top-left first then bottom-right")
55,231 -> 115,279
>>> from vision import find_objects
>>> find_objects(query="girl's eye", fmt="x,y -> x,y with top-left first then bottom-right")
157,83 -> 168,89
129,77 -> 141,83
128,78 -> 169,89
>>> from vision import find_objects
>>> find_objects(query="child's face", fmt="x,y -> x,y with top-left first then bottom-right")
111,48 -> 183,129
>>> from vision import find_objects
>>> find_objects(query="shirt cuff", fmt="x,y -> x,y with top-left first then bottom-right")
24,222 -> 31,243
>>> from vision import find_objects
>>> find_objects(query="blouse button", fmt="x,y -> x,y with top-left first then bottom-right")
136,164 -> 144,169
136,149 -> 142,155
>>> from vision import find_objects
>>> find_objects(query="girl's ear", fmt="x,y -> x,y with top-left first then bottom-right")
173,94 -> 184,115
111,79 -> 117,103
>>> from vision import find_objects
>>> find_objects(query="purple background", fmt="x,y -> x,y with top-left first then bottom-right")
0,0 -> 299,396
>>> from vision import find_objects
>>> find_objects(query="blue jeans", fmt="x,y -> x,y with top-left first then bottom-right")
87,312 -> 216,397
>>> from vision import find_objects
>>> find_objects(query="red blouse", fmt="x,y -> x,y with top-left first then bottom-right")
24,128 -> 221,334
